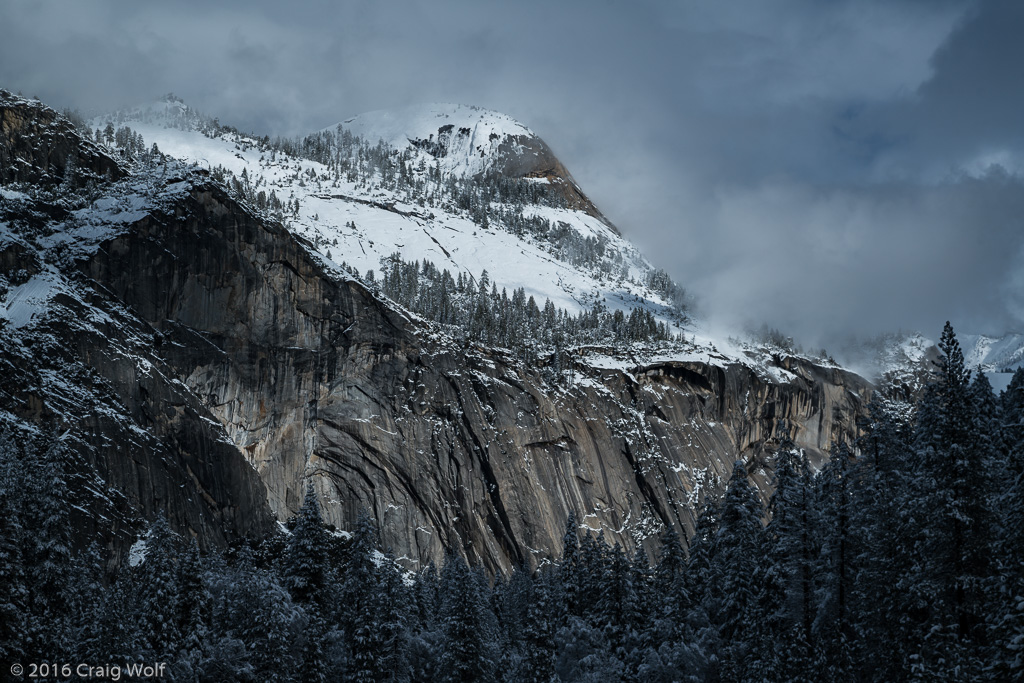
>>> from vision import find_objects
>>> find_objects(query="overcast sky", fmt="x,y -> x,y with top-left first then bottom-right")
2,0 -> 1023,346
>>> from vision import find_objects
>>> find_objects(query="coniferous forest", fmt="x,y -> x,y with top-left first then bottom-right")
1,322 -> 1023,681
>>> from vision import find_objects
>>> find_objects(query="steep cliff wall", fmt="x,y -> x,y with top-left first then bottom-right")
2,95 -> 872,574
80,182 -> 870,573
0,219 -> 277,558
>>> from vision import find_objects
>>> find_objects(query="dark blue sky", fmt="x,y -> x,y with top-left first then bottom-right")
3,0 -> 1023,344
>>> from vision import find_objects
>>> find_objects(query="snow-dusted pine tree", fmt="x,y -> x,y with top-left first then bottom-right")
281,481 -> 331,605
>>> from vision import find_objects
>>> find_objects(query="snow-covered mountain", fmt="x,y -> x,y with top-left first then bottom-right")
2,90 -> 871,571
92,96 -> 867,374
94,97 -> 676,328
99,96 -> 1024,385
960,331 -> 1024,374
340,103 -> 539,178
838,329 -> 1024,400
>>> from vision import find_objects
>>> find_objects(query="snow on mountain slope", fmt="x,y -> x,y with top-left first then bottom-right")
94,99 -> 677,325
960,332 -> 1024,392
959,332 -> 1024,372
96,93 -> 215,134
337,102 -> 612,223
88,97 -> 861,382
0,174 -> 195,330
2,91 -> 875,568
339,103 -> 534,179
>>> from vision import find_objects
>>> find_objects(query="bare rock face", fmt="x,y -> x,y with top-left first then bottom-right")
0,228 -> 277,558
2,96 -> 872,573
487,133 -> 612,228
79,183 -> 870,573
0,99 -> 273,560
0,90 -> 122,187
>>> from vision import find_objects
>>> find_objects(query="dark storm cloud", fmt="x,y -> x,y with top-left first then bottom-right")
1,0 -> 1021,346
679,173 -> 1024,343
854,0 -> 1024,180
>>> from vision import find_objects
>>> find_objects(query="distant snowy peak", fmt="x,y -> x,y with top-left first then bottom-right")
860,329 -> 1024,396
335,103 -> 613,227
958,332 -> 1024,370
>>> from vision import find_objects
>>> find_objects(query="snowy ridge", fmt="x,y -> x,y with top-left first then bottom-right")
960,332 -> 1024,392
337,103 -> 536,179
959,332 -> 1024,373
0,91 -> 879,576
78,97 -> 878,385
94,101 -> 679,327
97,93 -> 213,133
0,171 -> 194,330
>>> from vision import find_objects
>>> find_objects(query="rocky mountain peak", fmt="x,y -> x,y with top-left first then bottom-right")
336,102 -> 613,227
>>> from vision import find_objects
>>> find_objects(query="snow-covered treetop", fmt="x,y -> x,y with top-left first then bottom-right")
95,95 -> 214,134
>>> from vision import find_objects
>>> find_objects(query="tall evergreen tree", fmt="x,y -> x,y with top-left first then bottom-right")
281,481 -> 330,606
496,565 -> 532,663
86,572 -> 142,666
15,434 -> 75,659
63,542 -> 106,661
594,542 -> 642,654
438,553 -> 497,682
0,429 -> 28,666
559,511 -> 581,620
686,499 -> 721,615
710,460 -> 764,680
996,366 -> 1024,675
518,570 -> 558,683
174,538 -> 210,675
299,606 -> 328,683
136,515 -> 183,658
576,531 -> 609,619
1003,366 -> 1024,456
849,398 -> 919,680
341,511 -> 408,683
215,559 -> 304,681
753,443 -> 818,681
652,526 -> 690,641
910,322 -> 993,674
412,560 -> 440,632
371,552 -> 411,683
813,442 -> 856,681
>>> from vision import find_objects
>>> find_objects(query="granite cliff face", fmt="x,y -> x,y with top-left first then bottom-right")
0,195 -> 277,558
72,180 -> 869,572
1,93 -> 872,573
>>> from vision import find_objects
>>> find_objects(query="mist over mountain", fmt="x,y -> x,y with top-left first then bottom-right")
3,1 -> 1024,349
3,2 -> 1024,679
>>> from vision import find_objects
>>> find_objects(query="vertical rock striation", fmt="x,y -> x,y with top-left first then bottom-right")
1,93 -> 872,574
80,183 -> 870,573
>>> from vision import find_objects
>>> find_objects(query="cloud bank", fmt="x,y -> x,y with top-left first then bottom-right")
2,0 -> 1021,346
